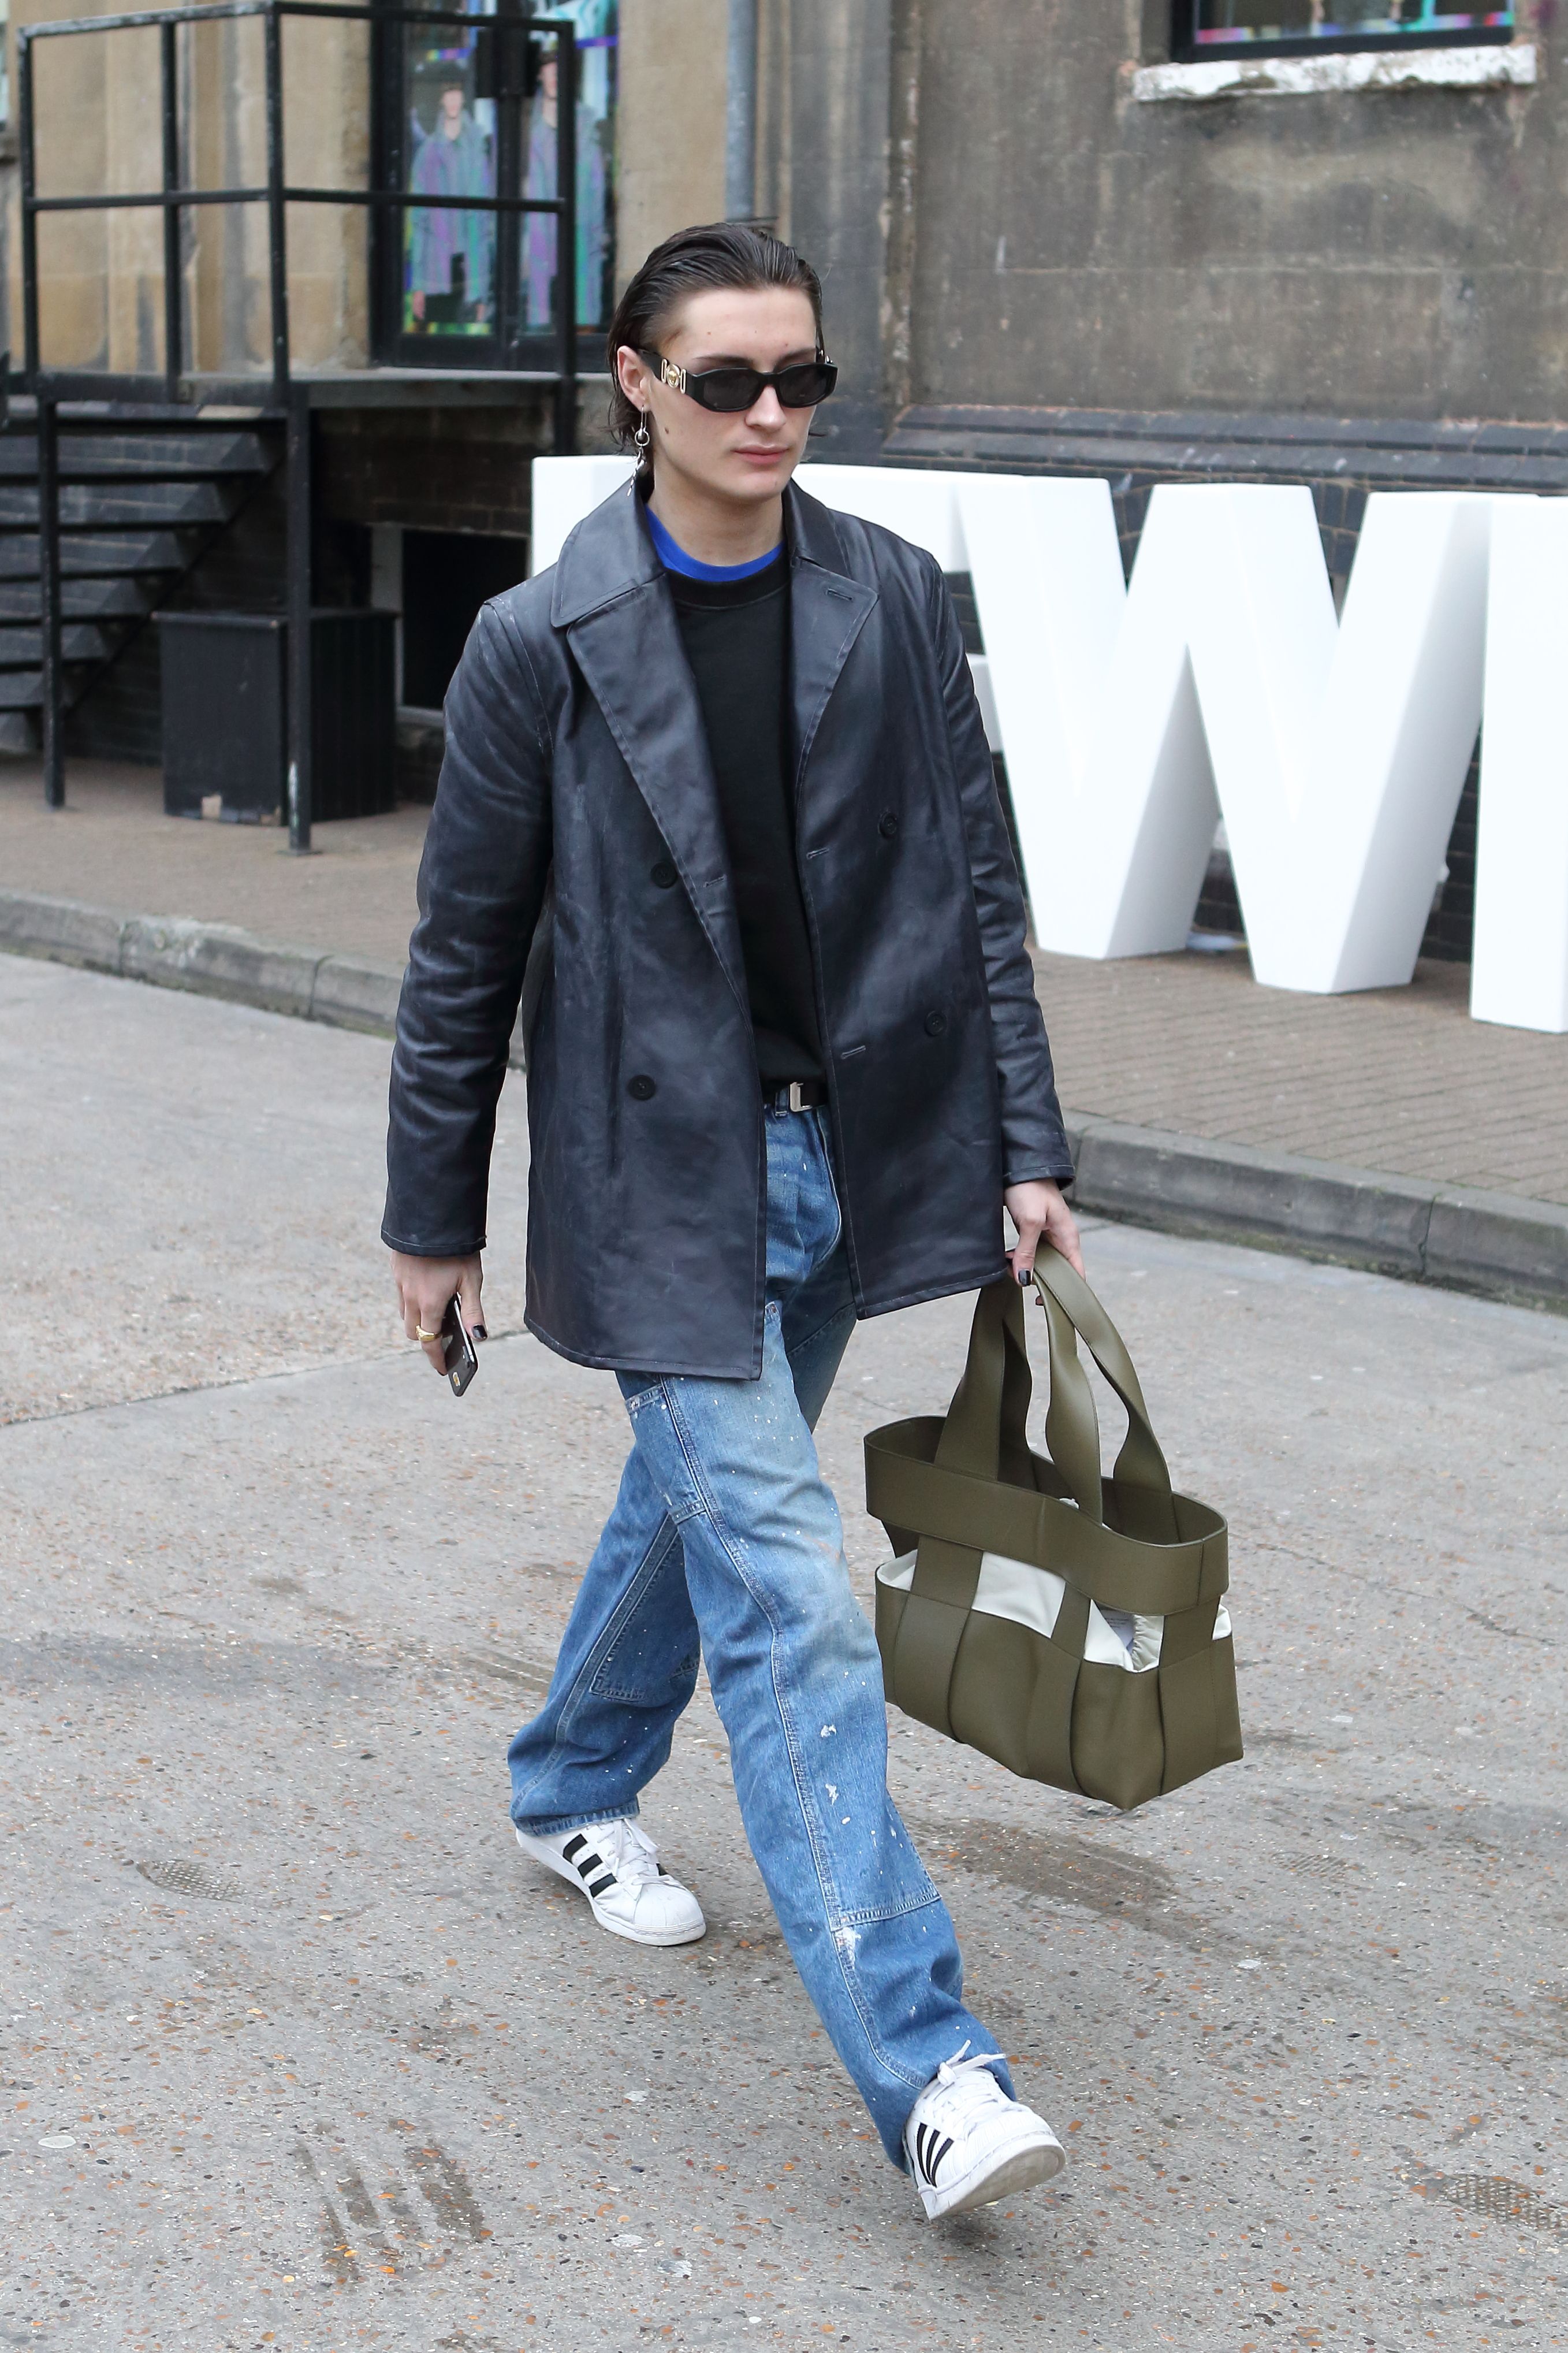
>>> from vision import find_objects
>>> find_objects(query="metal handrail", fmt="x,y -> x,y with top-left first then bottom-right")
18,0 -> 580,417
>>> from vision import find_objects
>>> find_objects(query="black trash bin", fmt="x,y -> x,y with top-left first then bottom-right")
158,609 -> 396,824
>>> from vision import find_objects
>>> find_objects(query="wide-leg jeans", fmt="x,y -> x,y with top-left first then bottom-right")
507,1106 -> 1011,2163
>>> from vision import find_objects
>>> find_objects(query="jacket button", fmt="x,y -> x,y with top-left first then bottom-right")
628,1074 -> 657,1101
924,1010 -> 947,1037
878,810 -> 899,839
650,859 -> 677,889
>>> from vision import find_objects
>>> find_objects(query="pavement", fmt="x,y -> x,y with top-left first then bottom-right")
4,756 -> 1567,1314
0,761 -> 429,967
2,954 -> 1567,2351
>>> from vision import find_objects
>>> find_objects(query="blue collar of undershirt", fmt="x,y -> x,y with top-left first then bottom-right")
645,503 -> 783,583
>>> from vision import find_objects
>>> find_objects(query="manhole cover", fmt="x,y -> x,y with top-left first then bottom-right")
136,1859 -> 245,1902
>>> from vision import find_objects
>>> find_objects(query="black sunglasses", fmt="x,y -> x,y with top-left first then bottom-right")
639,349 -> 838,414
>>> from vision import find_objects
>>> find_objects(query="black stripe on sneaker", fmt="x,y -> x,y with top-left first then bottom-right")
587,1874 -> 616,1896
932,2133 -> 954,2175
915,2124 -> 937,2183
575,1852 -> 604,1878
563,1834 -> 588,1861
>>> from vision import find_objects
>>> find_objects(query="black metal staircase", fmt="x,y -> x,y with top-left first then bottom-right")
17,0 -> 580,848
0,415 -> 284,753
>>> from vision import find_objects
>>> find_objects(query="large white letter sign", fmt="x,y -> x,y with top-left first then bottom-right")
531,455 -> 636,572
959,477 -> 1493,991
1472,496 -> 1568,1035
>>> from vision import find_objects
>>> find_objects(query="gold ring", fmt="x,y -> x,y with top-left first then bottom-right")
415,1325 -> 441,1343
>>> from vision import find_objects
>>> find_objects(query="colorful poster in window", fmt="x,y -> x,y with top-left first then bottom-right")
405,0 -> 497,337
1189,3 -> 1513,42
402,1 -> 617,343
523,0 -> 616,334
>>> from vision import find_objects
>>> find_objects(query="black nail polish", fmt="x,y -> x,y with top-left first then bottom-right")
472,1325 -> 487,1342
1015,1266 -> 1030,1285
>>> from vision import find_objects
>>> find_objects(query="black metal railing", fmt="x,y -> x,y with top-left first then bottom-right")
19,0 -> 580,418
17,0 -> 580,834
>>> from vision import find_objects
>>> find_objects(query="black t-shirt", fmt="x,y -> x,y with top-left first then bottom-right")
665,551 -> 824,1087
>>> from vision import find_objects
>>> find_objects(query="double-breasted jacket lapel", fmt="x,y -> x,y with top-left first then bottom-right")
553,482 -> 747,1013
551,478 -> 878,1010
785,488 -> 878,800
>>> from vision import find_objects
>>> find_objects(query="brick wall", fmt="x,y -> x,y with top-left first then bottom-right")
315,385 -> 617,541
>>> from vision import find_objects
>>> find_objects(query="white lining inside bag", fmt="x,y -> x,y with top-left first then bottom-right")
876,1551 -> 1231,1673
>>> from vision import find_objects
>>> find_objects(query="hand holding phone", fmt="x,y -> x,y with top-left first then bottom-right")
440,1293 -> 479,1396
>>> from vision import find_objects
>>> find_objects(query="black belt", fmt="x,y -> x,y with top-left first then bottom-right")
763,1077 -> 828,1113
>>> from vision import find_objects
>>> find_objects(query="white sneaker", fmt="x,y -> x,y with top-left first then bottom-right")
514,1816 -> 706,1948
903,2044 -> 1066,2220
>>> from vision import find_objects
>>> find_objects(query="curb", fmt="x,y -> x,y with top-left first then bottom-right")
0,884 -> 434,1048
3,886 -> 1564,1315
1067,1116 -> 1568,1317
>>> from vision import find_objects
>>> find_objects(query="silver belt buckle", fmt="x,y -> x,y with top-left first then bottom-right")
787,1081 -> 809,1113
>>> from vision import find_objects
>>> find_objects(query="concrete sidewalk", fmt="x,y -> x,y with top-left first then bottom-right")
4,753 -> 1567,1308
6,954 -> 1567,2348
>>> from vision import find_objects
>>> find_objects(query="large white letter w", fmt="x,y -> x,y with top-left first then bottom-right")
957,477 -> 1493,994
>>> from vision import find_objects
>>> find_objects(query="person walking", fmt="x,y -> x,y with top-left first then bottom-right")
384,222 -> 1083,2221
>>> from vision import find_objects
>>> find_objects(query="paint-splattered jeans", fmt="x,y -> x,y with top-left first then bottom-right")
507,1106 -> 1011,2162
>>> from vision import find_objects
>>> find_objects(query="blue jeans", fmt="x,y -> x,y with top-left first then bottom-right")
508,1107 -> 1012,2164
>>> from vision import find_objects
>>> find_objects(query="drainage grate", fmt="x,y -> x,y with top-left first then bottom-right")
1414,2169 -> 1568,2236
136,1858 -> 245,1902
1290,1854 -> 1360,1886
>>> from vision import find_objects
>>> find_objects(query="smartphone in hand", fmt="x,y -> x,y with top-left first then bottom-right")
440,1295 -> 479,1396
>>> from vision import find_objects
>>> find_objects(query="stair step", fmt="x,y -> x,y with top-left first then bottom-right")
0,429 -> 280,482
0,621 -> 118,668
0,531 -> 191,579
0,417 -> 281,723
0,480 -> 239,529
0,577 -> 159,620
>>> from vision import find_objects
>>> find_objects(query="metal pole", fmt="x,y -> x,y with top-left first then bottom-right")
18,33 -> 41,389
38,396 -> 65,809
161,19 -> 184,399
552,18 -> 577,454
493,3 -> 522,363
724,0 -> 756,222
263,0 -> 291,406
285,385 -> 312,851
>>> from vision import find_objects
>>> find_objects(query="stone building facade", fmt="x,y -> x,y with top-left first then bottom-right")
1,0 -> 1557,934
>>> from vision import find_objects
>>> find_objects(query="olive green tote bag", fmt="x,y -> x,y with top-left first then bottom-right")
865,1248 -> 1241,1812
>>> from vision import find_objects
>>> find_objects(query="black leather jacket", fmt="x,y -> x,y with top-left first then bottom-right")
383,478 -> 1072,1378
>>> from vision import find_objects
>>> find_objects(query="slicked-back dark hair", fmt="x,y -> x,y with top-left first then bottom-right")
605,221 -> 825,455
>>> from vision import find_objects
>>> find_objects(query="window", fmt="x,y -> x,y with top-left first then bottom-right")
1172,3 -> 1515,57
377,0 -> 617,367
400,530 -> 529,709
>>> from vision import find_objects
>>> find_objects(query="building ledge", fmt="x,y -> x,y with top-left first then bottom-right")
1130,42 -> 1537,105
881,403 -> 1568,495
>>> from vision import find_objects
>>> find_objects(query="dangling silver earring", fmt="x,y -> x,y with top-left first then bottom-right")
634,415 -> 651,453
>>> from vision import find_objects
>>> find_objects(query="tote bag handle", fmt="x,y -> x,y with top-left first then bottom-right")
936,1246 -> 1179,1541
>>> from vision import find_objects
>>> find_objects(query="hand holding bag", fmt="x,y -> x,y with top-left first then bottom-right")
865,1248 -> 1241,1812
